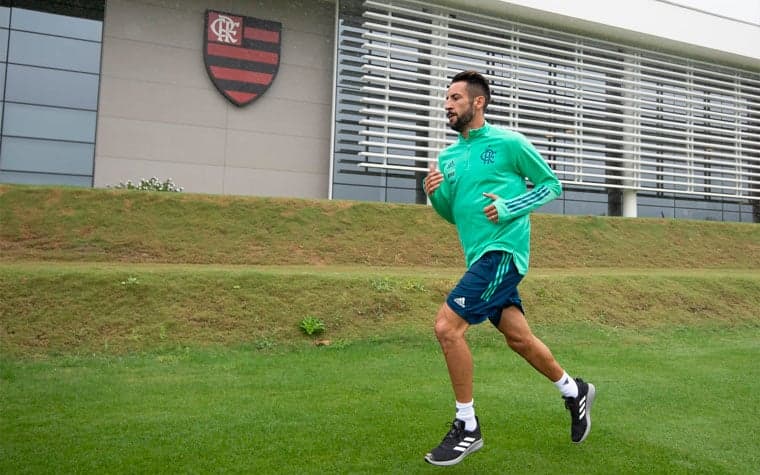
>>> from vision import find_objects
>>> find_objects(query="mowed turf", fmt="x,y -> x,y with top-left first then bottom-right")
2,326 -> 758,474
1,185 -> 759,473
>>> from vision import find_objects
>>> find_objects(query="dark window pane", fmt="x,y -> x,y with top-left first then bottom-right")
535,200 -> 563,214
5,63 -> 99,109
3,102 -> 96,142
639,205 -> 675,219
332,183 -> 389,201
11,6 -> 102,40
10,1 -> 104,21
0,170 -> 92,186
0,136 -> 93,174
8,29 -> 101,73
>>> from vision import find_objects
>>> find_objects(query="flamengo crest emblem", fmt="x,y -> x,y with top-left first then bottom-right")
204,10 -> 282,107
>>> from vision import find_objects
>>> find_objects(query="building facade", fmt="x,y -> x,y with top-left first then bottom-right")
1,0 -> 758,222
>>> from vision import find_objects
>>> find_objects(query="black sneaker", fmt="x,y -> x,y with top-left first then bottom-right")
424,418 -> 483,466
563,378 -> 596,443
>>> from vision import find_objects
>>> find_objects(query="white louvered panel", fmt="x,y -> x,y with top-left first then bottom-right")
359,73 -> 760,149
357,118 -> 760,191
361,1 -> 760,96
361,31 -> 759,119
360,105 -> 760,174
360,21 -> 760,125
357,0 -> 760,201
355,146 -> 759,192
361,38 -> 760,133
362,60 -> 760,139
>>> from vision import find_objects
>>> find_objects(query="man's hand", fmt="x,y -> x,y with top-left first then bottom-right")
483,192 -> 501,223
424,161 -> 443,196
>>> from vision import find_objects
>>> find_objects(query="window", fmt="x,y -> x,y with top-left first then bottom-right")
0,1 -> 104,188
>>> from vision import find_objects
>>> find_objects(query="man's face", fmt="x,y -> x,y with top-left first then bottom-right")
445,81 -> 475,133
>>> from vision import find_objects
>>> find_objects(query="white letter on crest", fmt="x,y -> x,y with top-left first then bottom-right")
211,15 -> 241,44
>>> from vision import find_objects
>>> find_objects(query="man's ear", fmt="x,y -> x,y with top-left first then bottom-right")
474,95 -> 486,111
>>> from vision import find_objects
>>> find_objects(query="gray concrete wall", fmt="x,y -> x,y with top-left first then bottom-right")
94,0 -> 335,197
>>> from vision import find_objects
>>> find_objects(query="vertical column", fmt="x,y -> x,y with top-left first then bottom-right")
622,54 -> 640,218
425,14 -> 448,205
686,70 -> 695,197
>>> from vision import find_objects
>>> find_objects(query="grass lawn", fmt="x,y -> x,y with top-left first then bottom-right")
2,185 -> 759,473
2,324 -> 758,474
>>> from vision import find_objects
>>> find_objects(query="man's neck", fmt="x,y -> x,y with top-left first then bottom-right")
461,117 -> 486,139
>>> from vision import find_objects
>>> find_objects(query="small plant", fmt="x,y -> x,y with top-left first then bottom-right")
121,276 -> 139,286
109,177 -> 183,192
299,316 -> 326,336
370,277 -> 393,292
254,338 -> 275,350
402,279 -> 427,292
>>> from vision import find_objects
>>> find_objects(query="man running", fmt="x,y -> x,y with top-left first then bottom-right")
423,70 -> 596,466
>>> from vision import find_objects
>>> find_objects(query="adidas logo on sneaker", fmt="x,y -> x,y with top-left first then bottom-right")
454,436 -> 478,453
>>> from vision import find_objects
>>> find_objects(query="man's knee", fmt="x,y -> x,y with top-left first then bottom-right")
498,307 -> 534,354
505,331 -> 532,354
434,305 -> 466,345
434,313 -> 455,342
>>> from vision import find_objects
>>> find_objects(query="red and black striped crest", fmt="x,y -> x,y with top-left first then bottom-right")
204,10 -> 282,107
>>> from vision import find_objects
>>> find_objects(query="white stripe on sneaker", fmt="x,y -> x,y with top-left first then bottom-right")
453,438 -> 475,452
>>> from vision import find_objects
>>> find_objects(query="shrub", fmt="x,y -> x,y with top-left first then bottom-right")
299,316 -> 326,336
109,177 -> 183,192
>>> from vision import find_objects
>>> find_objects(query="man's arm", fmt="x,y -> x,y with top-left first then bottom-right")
425,163 -> 455,224
485,134 -> 561,223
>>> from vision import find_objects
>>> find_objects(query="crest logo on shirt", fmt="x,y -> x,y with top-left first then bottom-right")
480,146 -> 495,164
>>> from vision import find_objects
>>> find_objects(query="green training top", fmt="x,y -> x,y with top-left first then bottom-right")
429,122 -> 562,274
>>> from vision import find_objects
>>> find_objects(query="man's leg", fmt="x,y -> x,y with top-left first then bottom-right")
425,303 -> 483,466
496,305 -> 563,381
496,305 -> 596,443
434,303 -> 472,402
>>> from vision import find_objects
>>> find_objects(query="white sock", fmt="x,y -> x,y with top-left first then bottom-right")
455,400 -> 477,431
554,372 -> 579,398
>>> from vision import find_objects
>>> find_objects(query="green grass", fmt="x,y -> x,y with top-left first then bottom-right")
2,326 -> 758,474
1,184 -> 759,473
2,263 -> 758,356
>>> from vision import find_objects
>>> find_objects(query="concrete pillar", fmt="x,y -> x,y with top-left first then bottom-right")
426,17 -> 448,205
623,189 -> 637,217
621,55 -> 639,218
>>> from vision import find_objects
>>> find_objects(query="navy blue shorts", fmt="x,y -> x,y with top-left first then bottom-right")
446,251 -> 525,327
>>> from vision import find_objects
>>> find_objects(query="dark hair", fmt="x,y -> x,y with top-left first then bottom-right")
450,70 -> 491,111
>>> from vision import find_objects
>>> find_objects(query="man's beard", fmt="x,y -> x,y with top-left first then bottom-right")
448,102 -> 475,133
